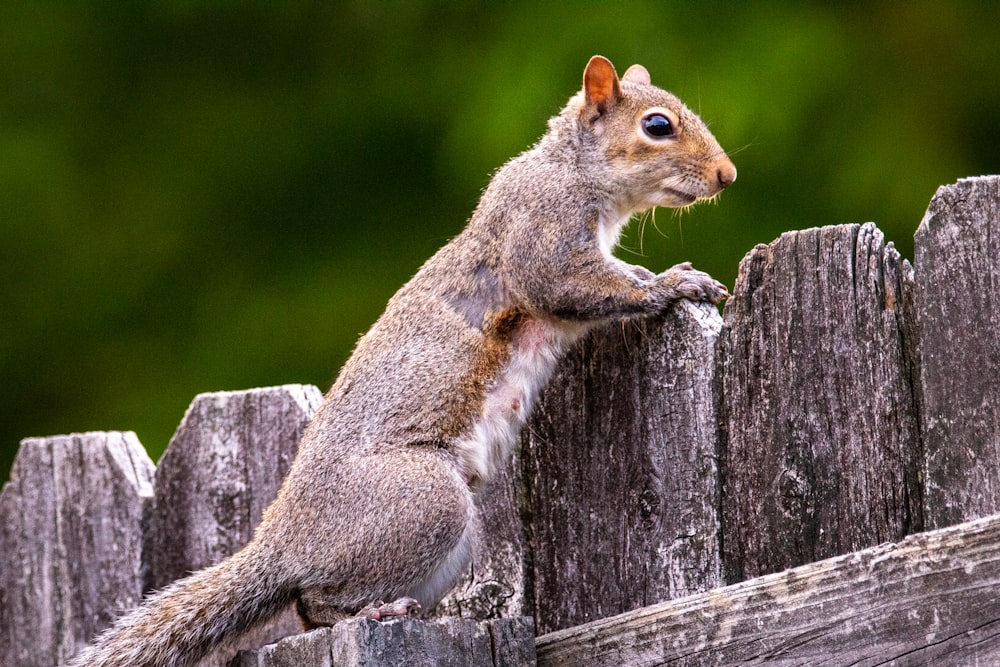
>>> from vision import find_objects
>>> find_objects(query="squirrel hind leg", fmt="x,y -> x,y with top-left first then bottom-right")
402,511 -> 475,610
293,449 -> 474,629
294,512 -> 474,629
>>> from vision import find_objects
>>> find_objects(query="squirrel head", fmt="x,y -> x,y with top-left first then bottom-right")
570,55 -> 736,214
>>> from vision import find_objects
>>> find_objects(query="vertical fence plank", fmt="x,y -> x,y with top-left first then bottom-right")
522,302 -> 723,635
0,432 -> 154,667
145,384 -> 322,587
143,384 -> 323,661
916,176 -> 1000,529
718,223 -> 922,583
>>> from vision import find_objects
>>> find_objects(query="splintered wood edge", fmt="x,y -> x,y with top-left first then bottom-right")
536,512 -> 1000,666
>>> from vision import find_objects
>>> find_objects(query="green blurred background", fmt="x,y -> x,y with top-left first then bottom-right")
3,2 -> 999,483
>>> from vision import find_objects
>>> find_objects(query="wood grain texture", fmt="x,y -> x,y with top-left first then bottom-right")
434,452 -> 532,620
230,617 -> 536,667
915,176 -> 1000,529
523,301 -> 723,634
537,511 -> 1000,667
718,223 -> 922,583
144,384 -> 323,663
0,432 -> 154,667
145,384 -> 322,587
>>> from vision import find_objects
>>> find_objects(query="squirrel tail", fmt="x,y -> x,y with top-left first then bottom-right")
66,541 -> 296,667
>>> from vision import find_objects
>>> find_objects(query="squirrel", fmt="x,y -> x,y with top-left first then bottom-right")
68,55 -> 735,666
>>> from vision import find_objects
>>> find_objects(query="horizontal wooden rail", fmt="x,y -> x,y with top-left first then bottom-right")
537,512 -> 1000,666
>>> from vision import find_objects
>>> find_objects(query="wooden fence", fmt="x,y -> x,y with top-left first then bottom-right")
2,176 -> 999,666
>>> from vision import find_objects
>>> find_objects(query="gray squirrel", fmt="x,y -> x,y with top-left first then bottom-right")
69,55 -> 735,666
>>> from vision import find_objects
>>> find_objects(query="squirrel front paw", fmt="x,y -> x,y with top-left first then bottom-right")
658,262 -> 729,306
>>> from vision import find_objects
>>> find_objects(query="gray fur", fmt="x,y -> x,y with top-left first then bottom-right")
67,55 -> 735,666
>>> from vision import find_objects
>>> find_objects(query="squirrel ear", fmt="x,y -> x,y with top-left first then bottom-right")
621,64 -> 651,86
583,55 -> 621,114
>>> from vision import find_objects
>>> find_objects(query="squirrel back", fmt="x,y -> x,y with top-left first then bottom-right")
68,55 -> 735,667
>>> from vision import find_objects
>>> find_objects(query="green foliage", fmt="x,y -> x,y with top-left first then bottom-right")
2,2 -> 998,482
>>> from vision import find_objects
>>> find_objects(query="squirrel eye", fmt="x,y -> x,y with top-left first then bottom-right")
642,113 -> 675,139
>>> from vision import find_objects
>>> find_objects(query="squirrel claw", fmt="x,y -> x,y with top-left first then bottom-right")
357,596 -> 421,621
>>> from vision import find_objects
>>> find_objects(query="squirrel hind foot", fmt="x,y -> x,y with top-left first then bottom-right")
297,590 -> 422,628
357,597 -> 422,621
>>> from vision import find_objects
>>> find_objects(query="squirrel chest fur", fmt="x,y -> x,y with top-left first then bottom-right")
69,55 -> 735,667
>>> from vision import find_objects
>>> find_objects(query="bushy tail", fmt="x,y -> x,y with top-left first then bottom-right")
67,543 -> 296,667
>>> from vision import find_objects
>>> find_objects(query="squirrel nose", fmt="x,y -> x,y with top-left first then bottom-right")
716,160 -> 737,189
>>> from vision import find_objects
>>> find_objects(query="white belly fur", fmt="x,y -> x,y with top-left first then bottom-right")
453,317 -> 587,486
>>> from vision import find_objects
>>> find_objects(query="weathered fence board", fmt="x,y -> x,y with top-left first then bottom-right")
144,384 -> 323,663
434,451 -> 532,620
231,617 -> 536,667
145,384 -> 322,588
521,301 -> 723,635
536,510 -> 1000,667
915,176 -> 1000,530
438,302 -> 723,634
718,222 -> 923,582
0,432 -> 154,667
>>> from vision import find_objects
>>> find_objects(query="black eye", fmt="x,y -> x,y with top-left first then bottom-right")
642,113 -> 675,138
